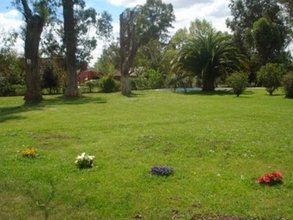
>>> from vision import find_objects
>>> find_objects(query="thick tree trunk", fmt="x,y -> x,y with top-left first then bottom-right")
121,72 -> 131,96
63,0 -> 79,97
119,10 -> 137,96
202,73 -> 215,92
24,15 -> 44,104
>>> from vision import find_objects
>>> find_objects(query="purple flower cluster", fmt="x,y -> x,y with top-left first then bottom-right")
151,166 -> 173,176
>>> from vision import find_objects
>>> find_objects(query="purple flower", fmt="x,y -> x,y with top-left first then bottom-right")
151,166 -> 173,176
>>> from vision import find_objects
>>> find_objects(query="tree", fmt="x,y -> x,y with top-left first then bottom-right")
119,0 -> 175,96
173,20 -> 244,92
62,0 -> 78,97
227,72 -> 248,97
252,17 -> 284,64
14,0 -> 54,103
226,0 -> 290,67
257,63 -> 286,95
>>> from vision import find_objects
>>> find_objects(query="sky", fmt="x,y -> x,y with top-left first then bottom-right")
0,0 -> 232,66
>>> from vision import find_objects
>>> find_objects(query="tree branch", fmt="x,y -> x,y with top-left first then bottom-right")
21,0 -> 32,20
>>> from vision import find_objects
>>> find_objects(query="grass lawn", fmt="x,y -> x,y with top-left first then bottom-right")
0,88 -> 292,219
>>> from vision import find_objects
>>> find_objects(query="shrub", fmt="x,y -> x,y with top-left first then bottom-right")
150,165 -> 174,176
85,80 -> 98,93
226,72 -> 248,97
283,72 -> 293,98
99,76 -> 117,93
147,69 -> 164,89
257,63 -> 286,95
0,78 -> 14,96
75,152 -> 95,169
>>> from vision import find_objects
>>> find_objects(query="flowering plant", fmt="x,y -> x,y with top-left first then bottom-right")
22,147 -> 38,158
150,165 -> 173,176
75,152 -> 95,169
257,171 -> 283,185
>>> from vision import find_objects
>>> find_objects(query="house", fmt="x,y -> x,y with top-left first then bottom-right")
78,62 -> 103,85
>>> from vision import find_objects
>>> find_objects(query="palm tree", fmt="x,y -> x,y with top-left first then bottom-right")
175,31 -> 243,92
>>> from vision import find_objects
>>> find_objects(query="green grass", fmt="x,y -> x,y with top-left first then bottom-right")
0,88 -> 292,219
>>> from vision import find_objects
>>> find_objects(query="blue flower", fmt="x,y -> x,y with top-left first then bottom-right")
150,166 -> 173,176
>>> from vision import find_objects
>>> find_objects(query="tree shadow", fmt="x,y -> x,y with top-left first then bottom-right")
41,95 -> 107,106
177,89 -> 255,96
0,95 -> 107,123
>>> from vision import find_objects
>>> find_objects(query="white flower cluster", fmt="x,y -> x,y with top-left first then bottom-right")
75,152 -> 95,169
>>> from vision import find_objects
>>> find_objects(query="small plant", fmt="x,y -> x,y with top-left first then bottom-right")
257,171 -> 283,185
22,147 -> 38,158
257,63 -> 286,95
226,72 -> 248,97
150,165 -> 174,176
99,76 -> 117,93
283,72 -> 293,98
75,152 -> 95,169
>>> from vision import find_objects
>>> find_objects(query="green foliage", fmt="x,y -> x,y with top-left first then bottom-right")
252,17 -> 283,64
283,72 -> 293,98
42,62 -> 59,94
0,78 -> 14,96
99,76 -> 118,93
85,80 -> 98,93
132,69 -> 164,90
257,63 -> 286,95
95,42 -> 119,74
227,72 -> 248,97
226,0 -> 290,83
174,27 -> 243,91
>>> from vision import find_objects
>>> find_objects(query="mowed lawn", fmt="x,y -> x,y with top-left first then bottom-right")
0,89 -> 292,219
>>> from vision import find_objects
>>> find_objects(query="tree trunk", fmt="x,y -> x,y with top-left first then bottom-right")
121,74 -> 131,96
202,73 -> 215,92
119,10 -> 137,96
63,0 -> 79,98
24,15 -> 44,104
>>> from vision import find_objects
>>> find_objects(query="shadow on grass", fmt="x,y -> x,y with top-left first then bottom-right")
0,95 -> 107,123
41,95 -> 107,106
177,90 -> 255,96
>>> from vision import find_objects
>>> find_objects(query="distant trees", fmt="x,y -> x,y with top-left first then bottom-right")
226,0 -> 291,83
119,0 -> 175,96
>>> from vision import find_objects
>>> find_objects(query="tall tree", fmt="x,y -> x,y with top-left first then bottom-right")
14,0 -> 53,103
226,0 -> 290,64
62,0 -> 78,97
119,0 -> 175,96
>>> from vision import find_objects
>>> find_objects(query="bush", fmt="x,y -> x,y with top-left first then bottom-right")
99,76 -> 117,93
0,78 -> 14,96
85,80 -> 98,93
147,69 -> 164,89
227,72 -> 248,97
257,63 -> 286,95
283,72 -> 293,98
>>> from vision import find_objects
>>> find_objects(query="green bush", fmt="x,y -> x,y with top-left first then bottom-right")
283,72 -> 293,98
257,63 -> 286,95
0,78 -> 14,96
227,72 -> 248,97
85,80 -> 98,93
147,69 -> 164,89
99,76 -> 117,93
